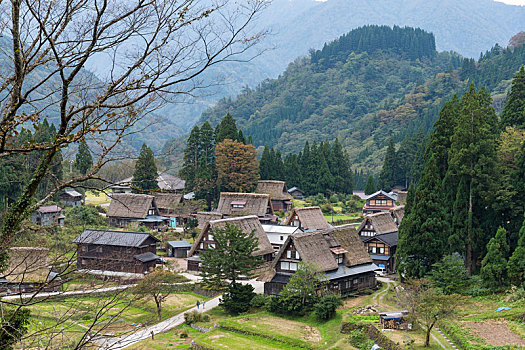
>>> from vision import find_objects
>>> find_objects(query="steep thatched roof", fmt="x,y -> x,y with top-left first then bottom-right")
189,215 -> 274,257
107,193 -> 155,219
329,225 -> 373,266
357,211 -> 398,235
284,206 -> 330,230
255,181 -> 293,201
395,191 -> 407,204
153,193 -> 183,210
217,192 -> 273,217
113,171 -> 185,191
4,247 -> 50,283
390,205 -> 405,224
73,229 -> 159,247
197,211 -> 223,229
260,225 -> 372,281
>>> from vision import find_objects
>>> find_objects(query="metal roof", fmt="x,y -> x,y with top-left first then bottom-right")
261,224 -> 301,234
167,240 -> 192,248
324,263 -> 378,281
136,215 -> 169,223
37,205 -> 62,213
134,252 -> 159,262
365,190 -> 397,201
73,229 -> 159,247
64,188 -> 82,197
364,232 -> 398,247
369,254 -> 391,261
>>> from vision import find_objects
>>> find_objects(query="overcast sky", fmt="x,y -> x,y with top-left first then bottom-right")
495,0 -> 525,5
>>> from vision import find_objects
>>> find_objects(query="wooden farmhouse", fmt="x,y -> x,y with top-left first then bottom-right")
186,215 -> 274,273
0,247 -> 61,295
260,225 -> 377,296
288,187 -> 305,200
261,224 -> 302,252
110,171 -> 185,194
31,205 -> 65,226
284,206 -> 331,230
197,211 -> 224,230
357,211 -> 399,273
59,188 -> 83,207
107,193 -> 169,229
216,192 -> 277,224
73,229 -> 160,274
362,190 -> 397,214
152,193 -> 183,227
255,180 -> 293,212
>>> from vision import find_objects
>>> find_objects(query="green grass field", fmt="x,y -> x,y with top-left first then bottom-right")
84,190 -> 110,205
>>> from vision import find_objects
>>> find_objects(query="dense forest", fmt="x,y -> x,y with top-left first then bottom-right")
183,25 -> 525,176
396,67 -> 525,288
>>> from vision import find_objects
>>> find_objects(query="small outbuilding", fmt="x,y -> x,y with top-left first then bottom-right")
32,205 -> 65,226
380,310 -> 410,330
60,189 -> 83,207
167,240 -> 192,258
288,187 -> 305,200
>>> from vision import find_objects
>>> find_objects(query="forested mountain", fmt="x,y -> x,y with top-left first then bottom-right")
190,25 -> 525,173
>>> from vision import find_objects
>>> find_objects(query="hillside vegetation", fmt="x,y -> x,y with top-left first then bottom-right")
191,25 -> 525,172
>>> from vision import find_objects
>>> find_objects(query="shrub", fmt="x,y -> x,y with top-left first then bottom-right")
65,205 -> 105,226
202,314 -> 210,322
430,254 -> 471,295
180,331 -> 188,338
184,310 -> 204,325
250,294 -> 270,309
313,293 -> 343,320
220,283 -> 255,315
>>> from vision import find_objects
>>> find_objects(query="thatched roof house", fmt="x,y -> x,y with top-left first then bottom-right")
256,181 -> 293,211
111,171 -> 185,193
362,231 -> 399,273
363,190 -> 396,214
216,192 -> 275,222
107,193 -> 168,228
394,191 -> 407,205
153,193 -> 183,216
188,215 -> 274,258
260,225 -> 376,296
197,211 -> 224,230
357,211 -> 398,239
187,215 -> 274,272
390,205 -> 405,225
283,206 -> 330,230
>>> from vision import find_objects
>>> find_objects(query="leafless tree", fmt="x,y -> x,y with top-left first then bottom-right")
0,0 -> 269,347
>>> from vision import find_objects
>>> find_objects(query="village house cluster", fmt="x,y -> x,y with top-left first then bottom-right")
12,174 -> 407,297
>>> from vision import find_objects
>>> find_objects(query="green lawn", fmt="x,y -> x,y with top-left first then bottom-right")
195,328 -> 307,350
84,190 -> 110,205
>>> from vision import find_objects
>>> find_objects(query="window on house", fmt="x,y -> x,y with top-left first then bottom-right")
289,262 -> 297,271
286,250 -> 291,259
209,243 -> 216,249
208,234 -> 214,241
280,261 -> 298,271
354,279 -> 358,284
199,242 -> 204,249
231,201 -> 246,209
96,247 -> 103,253
335,254 -> 343,264
371,247 -> 377,253
148,209 -> 155,215
280,236 -> 284,241
379,247 -> 385,254
295,251 -> 300,259
81,259 -> 87,265
81,246 -> 88,252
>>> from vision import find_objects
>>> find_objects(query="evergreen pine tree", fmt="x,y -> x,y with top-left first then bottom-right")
74,140 -> 93,175
132,143 -> 159,193
364,175 -> 376,195
259,145 -> 271,180
396,155 -> 448,278
501,66 -> 525,129
481,227 -> 510,289
275,150 -> 285,181
179,125 -> 201,189
377,136 -> 397,191
215,113 -> 238,143
508,214 -> 525,287
237,130 -> 247,144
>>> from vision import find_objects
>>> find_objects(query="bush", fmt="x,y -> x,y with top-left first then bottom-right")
250,294 -> 270,309
180,331 -> 188,338
267,292 -> 319,316
184,310 -> 204,325
313,293 -> 343,320
220,283 -> 255,315
430,254 -> 471,295
65,205 -> 105,226
463,275 -> 491,297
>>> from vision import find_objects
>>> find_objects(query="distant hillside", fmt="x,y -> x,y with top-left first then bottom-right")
189,25 -> 525,173
89,0 -> 525,148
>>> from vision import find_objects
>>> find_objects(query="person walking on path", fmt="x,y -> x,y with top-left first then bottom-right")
196,300 -> 200,309
202,300 -> 205,309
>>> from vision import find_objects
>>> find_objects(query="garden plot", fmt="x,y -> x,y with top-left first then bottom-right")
464,320 -> 525,347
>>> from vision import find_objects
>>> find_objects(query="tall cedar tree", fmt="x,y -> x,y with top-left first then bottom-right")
364,175 -> 376,195
396,155 -> 448,278
447,86 -> 499,273
215,139 -> 259,192
215,113 -> 238,143
508,214 -> 525,286
481,226 -> 509,289
377,136 -> 397,191
179,125 -> 201,190
259,145 -> 271,180
132,143 -> 159,193
200,223 -> 262,289
500,66 -> 525,128
74,140 -> 93,175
